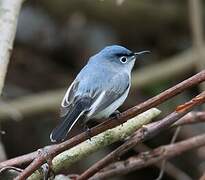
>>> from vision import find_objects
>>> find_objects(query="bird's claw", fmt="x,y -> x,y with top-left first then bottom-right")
110,110 -> 123,126
110,110 -> 121,119
82,124 -> 92,140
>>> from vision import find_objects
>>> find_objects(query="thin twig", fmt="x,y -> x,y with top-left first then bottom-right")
174,111 -> 205,126
1,109 -> 204,171
7,70 -> 205,179
28,109 -> 161,180
78,92 -> 205,180
2,109 -> 205,170
90,133 -> 205,180
0,166 -> 23,179
155,126 -> 181,180
0,152 -> 38,168
133,144 -> 192,180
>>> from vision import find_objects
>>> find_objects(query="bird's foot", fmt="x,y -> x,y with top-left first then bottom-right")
110,110 -> 123,126
110,110 -> 121,119
83,124 -> 92,140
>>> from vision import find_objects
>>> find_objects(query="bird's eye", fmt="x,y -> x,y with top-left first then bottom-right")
120,56 -> 128,63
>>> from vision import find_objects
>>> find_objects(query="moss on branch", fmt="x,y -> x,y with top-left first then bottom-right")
29,108 -> 161,180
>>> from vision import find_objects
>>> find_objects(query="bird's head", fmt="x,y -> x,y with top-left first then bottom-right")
90,45 -> 150,72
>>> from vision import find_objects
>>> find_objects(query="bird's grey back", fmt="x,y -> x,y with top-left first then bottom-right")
61,59 -> 130,117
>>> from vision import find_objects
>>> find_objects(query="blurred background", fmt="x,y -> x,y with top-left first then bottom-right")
1,0 -> 205,179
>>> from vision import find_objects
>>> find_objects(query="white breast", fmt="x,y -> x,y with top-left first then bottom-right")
92,87 -> 130,119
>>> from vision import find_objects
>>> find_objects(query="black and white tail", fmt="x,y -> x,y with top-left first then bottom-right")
50,97 -> 91,143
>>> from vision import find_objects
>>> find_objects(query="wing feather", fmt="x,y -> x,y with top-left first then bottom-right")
60,69 -> 130,119
60,80 -> 79,117
87,73 -> 130,117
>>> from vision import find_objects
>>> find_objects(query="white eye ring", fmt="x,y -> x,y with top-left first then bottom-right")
120,56 -> 128,63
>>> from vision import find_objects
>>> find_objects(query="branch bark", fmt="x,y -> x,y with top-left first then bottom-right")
91,133 -> 205,180
0,0 -> 24,94
174,111 -> 205,126
28,108 -> 161,180
78,92 -> 205,180
5,70 -> 205,179
133,144 -> 192,180
1,110 -> 204,171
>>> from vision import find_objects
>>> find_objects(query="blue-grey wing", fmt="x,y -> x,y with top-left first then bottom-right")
60,64 -> 102,117
86,73 -> 130,117
60,64 -> 130,118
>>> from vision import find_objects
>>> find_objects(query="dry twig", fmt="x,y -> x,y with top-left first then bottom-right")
78,92 -> 205,180
28,109 -> 160,179
1,110 -> 204,171
0,69 -> 202,179
174,111 -> 205,126
133,144 -> 192,180
13,70 -> 205,179
91,133 -> 205,180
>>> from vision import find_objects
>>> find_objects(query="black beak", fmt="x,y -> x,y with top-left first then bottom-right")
134,50 -> 150,58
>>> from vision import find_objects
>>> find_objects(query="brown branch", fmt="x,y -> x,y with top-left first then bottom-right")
78,92 -> 205,180
0,152 -> 37,168
7,70 -> 205,179
148,111 -> 205,128
154,126 -> 181,180
2,110 -> 204,170
91,133 -> 205,180
133,144 -> 192,180
174,111 -> 205,126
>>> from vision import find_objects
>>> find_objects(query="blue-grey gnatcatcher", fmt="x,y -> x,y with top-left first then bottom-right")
50,45 -> 149,142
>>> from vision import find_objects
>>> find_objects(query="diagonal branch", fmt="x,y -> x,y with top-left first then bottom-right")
91,133 -> 205,180
173,111 -> 205,126
132,144 -> 192,180
78,92 -> 205,180
8,70 -> 205,179
28,108 -> 161,179
1,109 -> 204,170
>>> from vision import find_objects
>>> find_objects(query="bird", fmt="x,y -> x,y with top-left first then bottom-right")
50,45 -> 150,142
